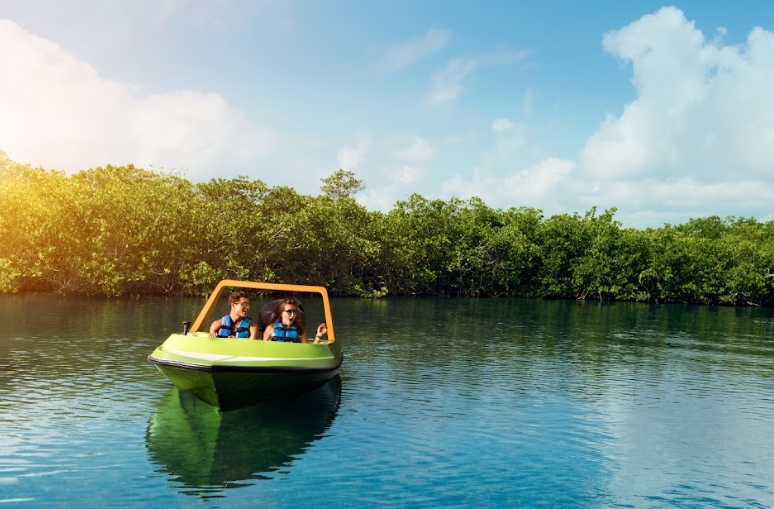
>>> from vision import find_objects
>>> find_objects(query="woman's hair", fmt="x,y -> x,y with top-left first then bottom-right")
228,291 -> 249,306
272,297 -> 306,335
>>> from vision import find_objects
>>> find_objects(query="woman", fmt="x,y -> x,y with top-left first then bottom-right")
263,298 -> 328,343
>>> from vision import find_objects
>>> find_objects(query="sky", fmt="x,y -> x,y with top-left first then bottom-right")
1,0 -> 773,228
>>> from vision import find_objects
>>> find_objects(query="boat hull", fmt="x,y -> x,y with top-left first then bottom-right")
149,332 -> 343,411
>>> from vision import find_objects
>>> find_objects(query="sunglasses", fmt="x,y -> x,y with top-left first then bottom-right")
235,301 -> 250,308
283,309 -> 298,315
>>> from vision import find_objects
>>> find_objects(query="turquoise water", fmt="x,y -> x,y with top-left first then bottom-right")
1,295 -> 774,508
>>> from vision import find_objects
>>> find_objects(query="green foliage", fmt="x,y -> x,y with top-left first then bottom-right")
1,155 -> 773,306
381,194 -> 462,295
190,176 -> 272,291
443,200 -> 541,297
320,168 -> 365,200
0,258 -> 20,293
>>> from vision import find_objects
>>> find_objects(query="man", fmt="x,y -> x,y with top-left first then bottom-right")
208,291 -> 259,339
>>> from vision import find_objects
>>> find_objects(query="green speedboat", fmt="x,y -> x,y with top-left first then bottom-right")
148,280 -> 343,411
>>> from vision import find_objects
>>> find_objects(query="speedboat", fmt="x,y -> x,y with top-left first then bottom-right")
148,280 -> 343,411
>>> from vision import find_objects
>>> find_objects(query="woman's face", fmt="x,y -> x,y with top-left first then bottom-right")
281,305 -> 298,325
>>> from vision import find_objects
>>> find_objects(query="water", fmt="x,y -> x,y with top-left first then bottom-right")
1,295 -> 774,508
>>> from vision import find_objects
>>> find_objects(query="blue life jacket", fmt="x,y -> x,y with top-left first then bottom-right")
218,315 -> 252,338
271,323 -> 300,343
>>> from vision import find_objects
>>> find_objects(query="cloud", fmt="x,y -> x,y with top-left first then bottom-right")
501,158 -> 576,203
424,57 -> 479,107
439,155 -> 574,211
491,118 -> 518,132
393,137 -> 437,163
481,117 -> 539,171
424,47 -> 529,108
378,28 -> 450,72
355,163 -> 425,211
562,175 -> 774,227
430,113 -> 551,210
579,6 -> 774,182
0,19 -> 274,178
336,138 -> 371,170
355,155 -> 431,212
390,165 -> 425,185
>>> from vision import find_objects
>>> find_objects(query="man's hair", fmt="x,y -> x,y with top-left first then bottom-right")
228,290 -> 249,305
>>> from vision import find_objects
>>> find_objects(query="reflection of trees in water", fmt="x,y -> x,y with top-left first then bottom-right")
146,376 -> 341,497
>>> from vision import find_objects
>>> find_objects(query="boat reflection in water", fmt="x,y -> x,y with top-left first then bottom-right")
146,375 -> 341,496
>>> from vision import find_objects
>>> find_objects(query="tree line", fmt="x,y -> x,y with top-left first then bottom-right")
2,155 -> 773,305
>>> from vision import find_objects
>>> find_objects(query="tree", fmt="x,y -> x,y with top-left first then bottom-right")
320,169 -> 365,200
0,149 -> 11,172
570,208 -> 648,302
535,211 -> 586,298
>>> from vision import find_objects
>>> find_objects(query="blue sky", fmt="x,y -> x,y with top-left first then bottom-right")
1,1 -> 773,228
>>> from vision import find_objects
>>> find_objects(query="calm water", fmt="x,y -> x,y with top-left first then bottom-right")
1,295 -> 774,508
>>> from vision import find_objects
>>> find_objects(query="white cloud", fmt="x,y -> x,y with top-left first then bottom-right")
390,165 -> 425,185
357,187 -> 397,211
491,118 -> 517,132
423,47 -> 529,108
378,28 -> 450,73
0,19 -> 274,178
441,172 -> 481,198
439,157 -> 573,210
580,6 -> 774,182
336,138 -> 371,170
355,162 -> 428,212
424,57 -> 479,107
393,137 -> 437,163
482,118 -> 538,170
501,158 -> 576,204
354,161 -> 430,212
575,176 -> 774,214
